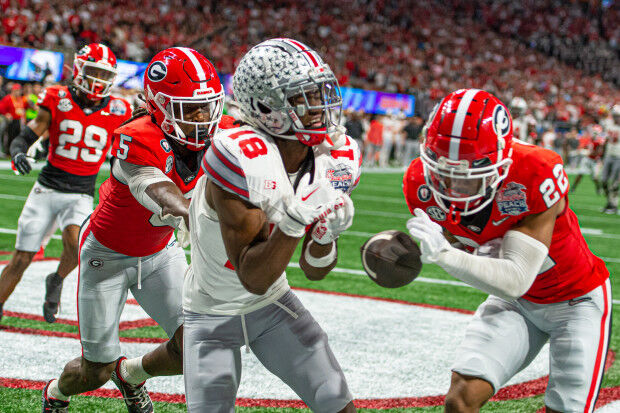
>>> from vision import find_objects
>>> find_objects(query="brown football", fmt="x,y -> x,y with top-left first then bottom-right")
360,230 -> 422,288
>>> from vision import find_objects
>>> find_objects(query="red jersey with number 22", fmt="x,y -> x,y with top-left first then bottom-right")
38,85 -> 131,175
90,114 -> 235,257
403,141 -> 609,304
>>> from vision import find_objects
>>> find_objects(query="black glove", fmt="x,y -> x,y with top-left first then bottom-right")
12,153 -> 32,175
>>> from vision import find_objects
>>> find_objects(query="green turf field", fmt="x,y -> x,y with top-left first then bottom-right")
0,167 -> 618,412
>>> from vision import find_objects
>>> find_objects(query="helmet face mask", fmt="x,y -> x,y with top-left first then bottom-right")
421,89 -> 514,220
234,38 -> 343,147
422,149 -> 511,216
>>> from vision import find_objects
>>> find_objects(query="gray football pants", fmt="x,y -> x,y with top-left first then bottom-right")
183,290 -> 353,413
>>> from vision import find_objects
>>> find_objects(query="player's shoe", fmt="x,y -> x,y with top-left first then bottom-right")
41,380 -> 69,412
110,357 -> 153,413
43,272 -> 63,323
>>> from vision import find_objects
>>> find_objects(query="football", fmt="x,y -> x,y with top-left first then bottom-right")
360,230 -> 423,288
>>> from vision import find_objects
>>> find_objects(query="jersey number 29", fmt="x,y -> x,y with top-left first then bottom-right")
56,119 -> 108,162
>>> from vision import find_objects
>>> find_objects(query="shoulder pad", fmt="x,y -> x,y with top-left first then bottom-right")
202,127 -> 284,205
112,117 -> 168,169
518,146 -> 568,215
37,85 -> 66,110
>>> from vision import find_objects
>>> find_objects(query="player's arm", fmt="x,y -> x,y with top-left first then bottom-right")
299,234 -> 338,281
9,107 -> 52,175
207,180 -> 302,295
114,159 -> 190,229
407,199 -> 564,301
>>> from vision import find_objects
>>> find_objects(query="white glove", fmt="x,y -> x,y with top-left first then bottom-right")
279,174 -> 346,238
406,208 -> 451,263
311,194 -> 354,244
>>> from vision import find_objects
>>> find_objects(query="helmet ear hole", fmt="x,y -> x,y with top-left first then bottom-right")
252,98 -> 271,114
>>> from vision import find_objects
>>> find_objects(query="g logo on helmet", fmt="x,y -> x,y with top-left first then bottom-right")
147,61 -> 167,82
492,105 -> 510,139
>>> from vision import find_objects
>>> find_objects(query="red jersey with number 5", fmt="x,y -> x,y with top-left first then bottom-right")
403,140 -> 609,304
39,85 -> 131,176
89,114 -> 235,257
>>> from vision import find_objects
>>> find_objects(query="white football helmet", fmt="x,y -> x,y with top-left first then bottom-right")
233,38 -> 344,147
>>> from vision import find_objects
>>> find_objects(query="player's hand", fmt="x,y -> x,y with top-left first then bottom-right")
406,208 -> 450,263
311,194 -> 354,244
12,152 -> 32,175
279,174 -> 346,238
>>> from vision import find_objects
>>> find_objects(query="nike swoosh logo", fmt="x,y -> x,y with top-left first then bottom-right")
492,217 -> 510,226
301,187 -> 319,201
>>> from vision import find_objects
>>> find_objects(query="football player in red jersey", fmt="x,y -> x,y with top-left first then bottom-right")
403,89 -> 610,412
1,43 -> 130,324
42,47 -> 229,413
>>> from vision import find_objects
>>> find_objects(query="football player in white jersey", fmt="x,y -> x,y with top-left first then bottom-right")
600,104 -> 620,214
183,38 -> 360,413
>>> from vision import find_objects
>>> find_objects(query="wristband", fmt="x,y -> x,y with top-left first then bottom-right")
303,240 -> 336,268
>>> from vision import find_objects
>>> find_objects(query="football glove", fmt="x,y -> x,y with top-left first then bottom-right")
406,208 -> 451,263
311,194 -> 354,245
12,152 -> 32,175
279,174 -> 346,238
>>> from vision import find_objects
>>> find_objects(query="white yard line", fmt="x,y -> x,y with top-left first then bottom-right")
0,193 -> 27,201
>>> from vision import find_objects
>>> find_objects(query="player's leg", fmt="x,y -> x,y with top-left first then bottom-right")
125,242 -> 186,378
44,192 -> 92,322
570,174 -> 583,192
543,279 -> 612,412
445,296 -> 548,412
0,182 -> 56,317
249,291 -> 355,413
599,158 -> 612,210
183,310 -> 243,413
44,225 -> 131,407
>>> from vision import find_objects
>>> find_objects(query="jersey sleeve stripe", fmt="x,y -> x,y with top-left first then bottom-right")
202,147 -> 250,200
212,139 -> 245,177
203,161 -> 250,200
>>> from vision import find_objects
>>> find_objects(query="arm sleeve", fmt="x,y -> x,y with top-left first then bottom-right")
115,159 -> 174,215
435,230 -> 549,301
9,125 -> 39,157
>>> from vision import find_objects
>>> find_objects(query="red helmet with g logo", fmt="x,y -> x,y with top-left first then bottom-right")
73,43 -> 117,100
144,47 -> 224,150
421,89 -> 514,221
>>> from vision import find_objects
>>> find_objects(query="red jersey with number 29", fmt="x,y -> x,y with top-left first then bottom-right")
403,141 -> 609,304
89,115 -> 235,257
38,85 -> 131,175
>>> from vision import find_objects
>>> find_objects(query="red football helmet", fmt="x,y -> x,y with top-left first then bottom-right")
73,43 -> 117,100
144,47 -> 224,150
420,89 -> 514,222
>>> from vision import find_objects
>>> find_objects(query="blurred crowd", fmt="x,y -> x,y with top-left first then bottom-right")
1,1 -> 617,119
1,0 -> 618,211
